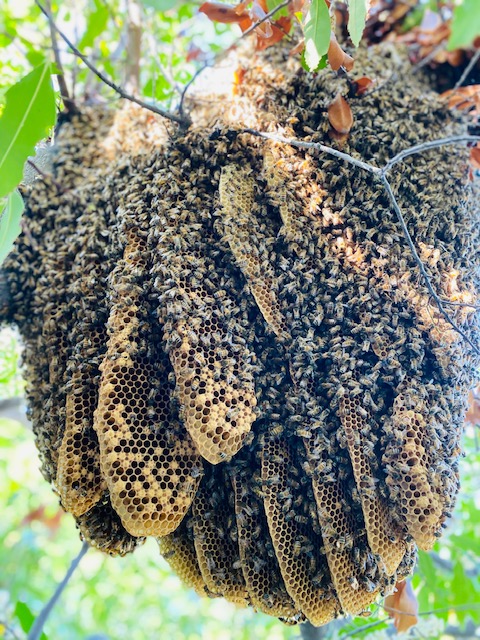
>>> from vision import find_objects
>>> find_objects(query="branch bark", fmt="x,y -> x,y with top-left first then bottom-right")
35,1 -> 190,128
27,542 -> 89,640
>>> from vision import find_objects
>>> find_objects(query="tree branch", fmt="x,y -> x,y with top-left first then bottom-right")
44,0 -> 77,113
243,128 -> 380,174
243,127 -> 480,357
35,1 -> 190,128
454,48 -> 480,90
27,542 -> 89,640
383,135 -> 480,172
179,0 -> 293,113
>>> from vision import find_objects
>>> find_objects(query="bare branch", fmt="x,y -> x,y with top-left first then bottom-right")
44,0 -> 77,113
238,0 -> 293,42
383,135 -> 480,172
242,126 -> 479,356
454,48 -> 480,90
179,0 -> 293,112
27,542 -> 89,640
380,174 -> 479,356
125,0 -> 142,95
35,1 -> 190,128
243,128 -> 380,174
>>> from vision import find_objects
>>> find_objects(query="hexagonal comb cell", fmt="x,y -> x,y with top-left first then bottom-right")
232,461 -> 300,620
0,41 -> 478,630
192,466 -> 249,605
95,228 -> 202,537
262,435 -> 340,626
339,396 -> 406,574
158,517 -> 212,598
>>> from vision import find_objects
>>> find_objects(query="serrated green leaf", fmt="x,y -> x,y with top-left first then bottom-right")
14,601 -> 48,640
0,190 -> 24,266
300,50 -> 327,72
0,62 -> 56,199
448,0 -> 480,50
303,0 -> 330,72
78,0 -> 109,49
348,0 -> 367,47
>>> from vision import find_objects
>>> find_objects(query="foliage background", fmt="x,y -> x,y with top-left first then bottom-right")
0,1 -> 479,638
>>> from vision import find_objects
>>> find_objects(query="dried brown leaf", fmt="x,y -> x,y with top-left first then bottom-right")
353,76 -> 375,95
328,94 -> 353,134
199,2 -> 253,31
385,580 -> 419,633
328,33 -> 354,71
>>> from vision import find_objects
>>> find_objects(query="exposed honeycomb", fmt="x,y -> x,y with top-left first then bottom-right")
158,518 -> 212,598
219,164 -> 289,341
232,470 -> 301,620
2,41 -> 479,627
262,435 -> 341,625
192,466 -> 249,604
340,395 -> 405,573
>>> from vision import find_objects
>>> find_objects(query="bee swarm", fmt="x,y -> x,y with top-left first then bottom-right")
2,43 -> 479,625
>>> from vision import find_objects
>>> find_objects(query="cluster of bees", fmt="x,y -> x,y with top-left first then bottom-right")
1,43 -> 478,625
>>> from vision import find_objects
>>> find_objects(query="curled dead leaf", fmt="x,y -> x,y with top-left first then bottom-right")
199,2 -> 252,31
441,85 -> 480,115
256,17 -> 292,51
328,93 -> 353,134
352,76 -> 375,95
328,33 -> 354,72
290,38 -> 305,57
385,580 -> 419,633
233,66 -> 247,95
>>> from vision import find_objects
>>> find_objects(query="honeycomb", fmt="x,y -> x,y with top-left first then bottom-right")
262,436 -> 341,625
1,41 -> 479,626
219,164 -> 289,341
158,518 -> 212,598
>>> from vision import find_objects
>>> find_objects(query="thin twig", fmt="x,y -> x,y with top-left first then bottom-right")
243,126 -> 479,356
454,48 -> 480,90
380,174 -> 479,356
238,0 -> 293,42
27,542 -> 89,640
412,43 -> 446,73
44,0 -> 76,113
124,0 -> 142,95
35,0 -> 190,127
27,160 -> 63,192
179,0 -> 293,113
243,128 -> 380,174
341,617 -> 390,638
383,135 -> 480,172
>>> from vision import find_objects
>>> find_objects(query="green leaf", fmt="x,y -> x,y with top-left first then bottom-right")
14,601 -> 48,640
303,0 -> 330,72
300,50 -> 327,72
0,62 -> 56,199
448,0 -> 480,50
348,0 -> 367,47
0,190 -> 24,266
266,0 -> 289,18
140,0 -> 178,10
78,0 -> 109,49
